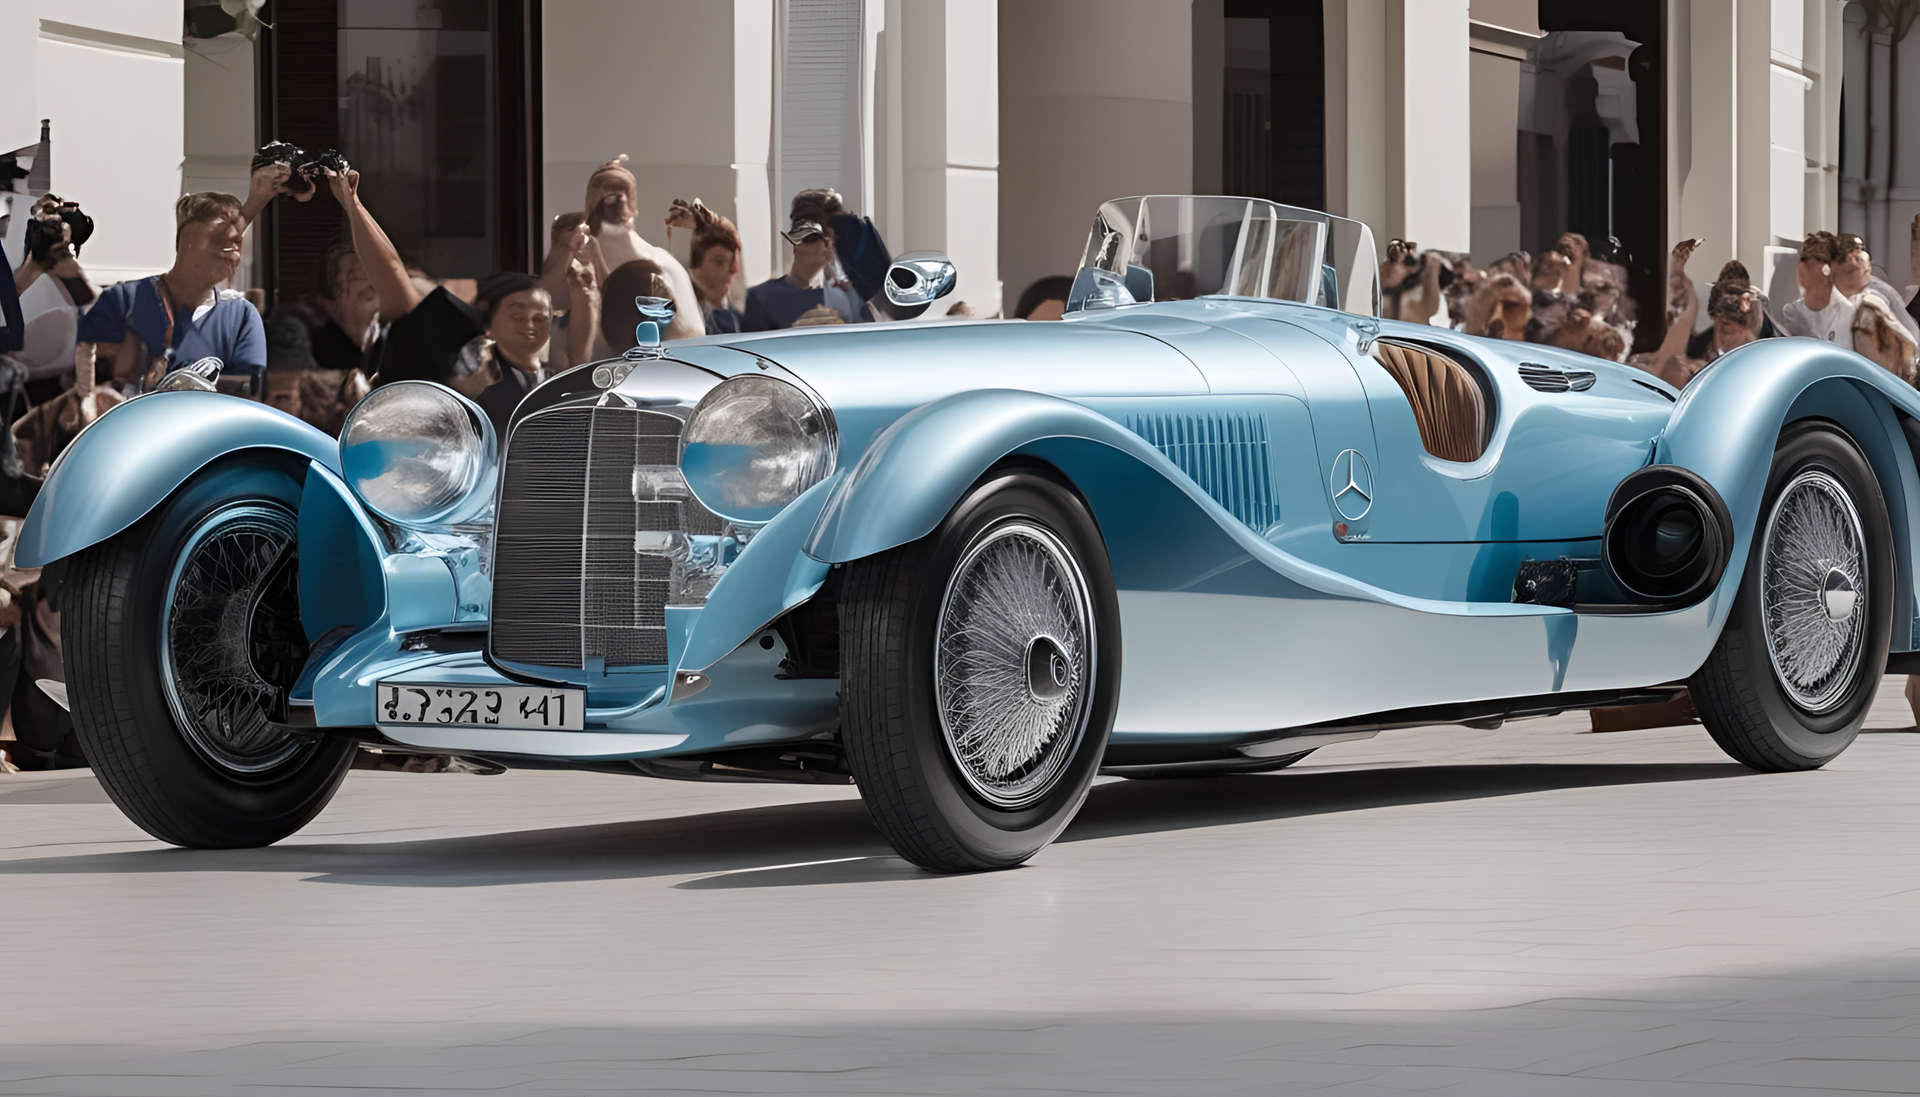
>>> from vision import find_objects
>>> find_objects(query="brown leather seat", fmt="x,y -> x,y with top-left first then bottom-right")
1372,341 -> 1488,463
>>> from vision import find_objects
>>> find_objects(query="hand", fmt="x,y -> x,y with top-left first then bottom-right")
249,162 -> 292,202
566,221 -> 592,260
1670,238 -> 1700,272
665,201 -> 697,232
324,165 -> 360,207
566,257 -> 599,305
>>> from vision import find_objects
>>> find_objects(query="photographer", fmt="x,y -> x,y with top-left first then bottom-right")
665,199 -> 743,335
12,195 -> 94,307
1379,239 -> 1445,324
581,157 -> 703,342
72,192 -> 265,400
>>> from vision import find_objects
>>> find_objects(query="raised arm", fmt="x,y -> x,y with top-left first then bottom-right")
1648,240 -> 1701,384
326,167 -> 422,320
566,258 -> 600,365
239,163 -> 291,230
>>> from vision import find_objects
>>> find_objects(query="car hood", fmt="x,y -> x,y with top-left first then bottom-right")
665,319 -> 1210,459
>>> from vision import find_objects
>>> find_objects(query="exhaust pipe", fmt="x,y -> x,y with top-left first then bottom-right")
1602,466 -> 1732,607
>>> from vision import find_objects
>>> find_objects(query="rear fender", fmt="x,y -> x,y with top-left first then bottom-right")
1656,341 -> 1920,643
16,392 -> 341,568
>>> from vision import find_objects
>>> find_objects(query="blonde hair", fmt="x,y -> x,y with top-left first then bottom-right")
175,191 -> 243,246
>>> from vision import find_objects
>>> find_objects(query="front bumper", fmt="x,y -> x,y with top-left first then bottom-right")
297,475 -> 842,760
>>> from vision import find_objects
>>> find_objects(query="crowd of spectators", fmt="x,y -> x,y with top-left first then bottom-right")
1384,221 -> 1920,391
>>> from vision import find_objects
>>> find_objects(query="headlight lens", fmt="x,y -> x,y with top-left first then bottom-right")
339,382 -> 497,529
680,375 -> 835,524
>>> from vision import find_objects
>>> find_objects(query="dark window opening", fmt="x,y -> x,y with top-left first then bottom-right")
1222,0 -> 1325,211
259,0 -> 538,305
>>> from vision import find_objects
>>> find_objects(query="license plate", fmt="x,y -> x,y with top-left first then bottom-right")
376,683 -> 585,732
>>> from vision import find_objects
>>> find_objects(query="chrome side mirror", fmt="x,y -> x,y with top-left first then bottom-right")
879,252 -> 956,319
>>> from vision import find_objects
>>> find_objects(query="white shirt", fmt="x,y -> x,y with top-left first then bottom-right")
1780,293 -> 1855,344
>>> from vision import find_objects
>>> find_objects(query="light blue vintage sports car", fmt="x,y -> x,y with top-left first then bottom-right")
22,196 -> 1918,871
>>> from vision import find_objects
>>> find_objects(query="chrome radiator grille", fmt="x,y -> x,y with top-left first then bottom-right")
490,404 -> 723,670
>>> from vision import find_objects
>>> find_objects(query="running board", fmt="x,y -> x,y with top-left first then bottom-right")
1100,685 -> 1686,770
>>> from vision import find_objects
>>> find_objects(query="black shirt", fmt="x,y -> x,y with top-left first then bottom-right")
310,317 -> 369,373
471,351 -> 541,450
375,287 -> 484,385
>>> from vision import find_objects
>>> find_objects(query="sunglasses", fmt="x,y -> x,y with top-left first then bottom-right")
791,231 -> 825,245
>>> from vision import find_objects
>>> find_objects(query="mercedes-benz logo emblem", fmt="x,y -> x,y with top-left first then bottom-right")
1330,449 -> 1373,521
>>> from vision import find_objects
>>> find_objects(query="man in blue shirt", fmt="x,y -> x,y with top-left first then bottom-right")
75,192 -> 265,393
743,219 -> 863,331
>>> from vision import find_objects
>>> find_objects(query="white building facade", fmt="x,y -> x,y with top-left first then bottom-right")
3,1 -> 1905,335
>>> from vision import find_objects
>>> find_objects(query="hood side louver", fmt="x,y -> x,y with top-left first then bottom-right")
1125,412 -> 1279,533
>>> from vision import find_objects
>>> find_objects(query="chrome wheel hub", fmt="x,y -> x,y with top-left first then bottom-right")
934,521 -> 1095,809
160,502 -> 312,775
1760,470 -> 1868,714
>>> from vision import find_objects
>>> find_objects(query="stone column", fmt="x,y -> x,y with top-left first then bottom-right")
1327,0 -> 1472,254
886,0 -> 1000,317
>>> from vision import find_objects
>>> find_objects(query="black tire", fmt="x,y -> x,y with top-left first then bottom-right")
64,457 -> 354,847
1690,423 -> 1893,771
840,468 -> 1120,872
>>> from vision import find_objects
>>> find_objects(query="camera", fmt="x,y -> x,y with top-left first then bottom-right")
24,196 -> 92,263
252,141 -> 349,199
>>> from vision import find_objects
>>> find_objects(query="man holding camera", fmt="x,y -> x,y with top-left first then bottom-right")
72,192 -> 265,399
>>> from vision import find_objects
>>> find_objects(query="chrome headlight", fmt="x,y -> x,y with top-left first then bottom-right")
339,381 -> 497,529
680,375 -> 835,524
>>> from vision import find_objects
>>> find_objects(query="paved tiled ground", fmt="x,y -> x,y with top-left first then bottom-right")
2,679 -> 1919,1094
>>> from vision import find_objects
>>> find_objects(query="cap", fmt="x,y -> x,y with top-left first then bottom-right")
783,220 -> 826,246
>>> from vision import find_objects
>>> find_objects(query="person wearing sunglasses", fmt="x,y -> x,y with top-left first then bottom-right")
742,217 -> 861,331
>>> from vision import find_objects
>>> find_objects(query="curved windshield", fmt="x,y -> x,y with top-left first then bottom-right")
1070,195 -> 1379,317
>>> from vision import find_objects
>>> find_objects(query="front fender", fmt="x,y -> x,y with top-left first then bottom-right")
804,388 -> 1193,563
16,392 -> 341,568
1658,339 -> 1920,634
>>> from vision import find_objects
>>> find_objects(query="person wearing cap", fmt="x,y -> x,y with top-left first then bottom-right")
743,218 -> 862,331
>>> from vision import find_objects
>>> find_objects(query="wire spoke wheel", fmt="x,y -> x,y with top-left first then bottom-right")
934,521 -> 1095,809
1760,470 -> 1868,714
160,502 -> 311,776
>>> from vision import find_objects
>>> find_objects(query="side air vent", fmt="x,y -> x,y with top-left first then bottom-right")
1125,413 -> 1279,531
1518,362 -> 1597,393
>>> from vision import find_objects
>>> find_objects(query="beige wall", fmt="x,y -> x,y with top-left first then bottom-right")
3,5 -> 186,284
998,0 -> 1192,313
542,0 -> 775,296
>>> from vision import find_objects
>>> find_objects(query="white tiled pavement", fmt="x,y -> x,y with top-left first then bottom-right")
3,679 -> 1920,1094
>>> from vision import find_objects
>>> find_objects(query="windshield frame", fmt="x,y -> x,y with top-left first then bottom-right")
1068,195 -> 1381,318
